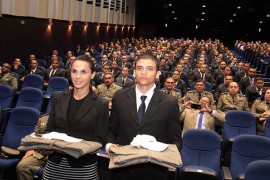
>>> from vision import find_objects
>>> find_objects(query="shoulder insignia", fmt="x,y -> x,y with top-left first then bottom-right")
187,90 -> 195,93
204,91 -> 212,94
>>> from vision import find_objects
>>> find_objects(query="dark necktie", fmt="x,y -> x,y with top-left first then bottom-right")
197,112 -> 204,129
198,94 -> 202,100
138,96 -> 147,126
122,78 -> 125,85
201,73 -> 204,81
50,69 -> 55,78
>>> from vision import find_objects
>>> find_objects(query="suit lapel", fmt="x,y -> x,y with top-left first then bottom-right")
142,90 -> 161,125
74,92 -> 97,123
126,87 -> 138,123
61,91 -> 72,127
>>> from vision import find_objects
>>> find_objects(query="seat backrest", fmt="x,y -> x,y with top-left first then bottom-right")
16,87 -> 44,111
45,91 -> 60,114
264,116 -> 270,138
92,52 -> 101,58
230,134 -> 270,179
0,84 -> 13,108
223,110 -> 256,141
245,160 -> 270,180
1,107 -> 40,149
181,129 -> 221,174
45,77 -> 69,96
37,59 -> 47,68
21,74 -> 44,90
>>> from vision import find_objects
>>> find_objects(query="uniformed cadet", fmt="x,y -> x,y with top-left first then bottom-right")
0,63 -> 18,91
161,77 -> 182,107
96,72 -> 122,108
16,114 -> 49,180
217,82 -> 249,114
251,88 -> 270,132
182,79 -> 216,110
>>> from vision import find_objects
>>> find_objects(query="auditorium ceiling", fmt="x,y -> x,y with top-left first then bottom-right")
136,0 -> 270,41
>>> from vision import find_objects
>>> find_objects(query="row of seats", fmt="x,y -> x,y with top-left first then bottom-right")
178,129 -> 270,180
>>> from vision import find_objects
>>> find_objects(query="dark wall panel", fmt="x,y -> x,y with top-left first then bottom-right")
0,15 -> 134,63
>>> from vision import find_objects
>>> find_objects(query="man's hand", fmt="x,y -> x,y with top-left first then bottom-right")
22,150 -> 35,160
180,101 -> 193,110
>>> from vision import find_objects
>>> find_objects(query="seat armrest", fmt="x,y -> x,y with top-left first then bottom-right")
221,166 -> 232,180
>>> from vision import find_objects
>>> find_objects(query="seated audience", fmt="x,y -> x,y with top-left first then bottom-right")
217,82 -> 249,114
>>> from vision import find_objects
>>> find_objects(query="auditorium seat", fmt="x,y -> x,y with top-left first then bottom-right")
177,129 -> 221,180
0,107 -> 40,178
44,77 -> 69,98
222,134 -> 270,180
244,160 -> 270,180
21,74 -> 44,90
222,110 -> 256,165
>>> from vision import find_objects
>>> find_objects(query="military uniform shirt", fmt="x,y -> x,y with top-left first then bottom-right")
217,92 -> 249,114
0,72 -> 18,91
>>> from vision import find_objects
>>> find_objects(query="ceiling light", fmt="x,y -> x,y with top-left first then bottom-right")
233,13 -> 236,16
174,17 -> 177,20
165,23 -> 168,27
267,14 -> 270,18
172,11 -> 175,14
201,18 -> 204,21
237,6 -> 241,9
259,20 -> 263,24
168,3 -> 172,7
196,25 -> 199,29
202,4 -> 206,8
259,28 -> 261,32
202,12 -> 205,15
230,19 -> 233,23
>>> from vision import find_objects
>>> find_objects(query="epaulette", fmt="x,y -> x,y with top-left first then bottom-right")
238,94 -> 246,97
220,92 -> 228,95
187,90 -> 195,93
204,91 -> 212,94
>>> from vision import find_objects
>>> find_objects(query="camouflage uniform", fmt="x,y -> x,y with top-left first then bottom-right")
217,92 -> 249,114
16,114 -> 49,180
251,99 -> 270,132
161,89 -> 182,107
96,83 -> 122,109
0,72 -> 18,91
183,90 -> 216,110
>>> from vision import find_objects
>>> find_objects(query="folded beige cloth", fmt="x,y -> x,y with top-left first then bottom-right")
18,135 -> 102,158
109,144 -> 182,170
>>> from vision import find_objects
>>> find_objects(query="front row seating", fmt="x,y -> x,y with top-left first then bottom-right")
0,107 -> 40,179
177,129 -> 221,180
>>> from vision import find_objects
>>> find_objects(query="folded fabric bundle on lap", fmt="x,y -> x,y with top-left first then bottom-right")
109,144 -> 182,170
18,134 -> 102,158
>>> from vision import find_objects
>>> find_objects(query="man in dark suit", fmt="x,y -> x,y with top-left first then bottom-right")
20,59 -> 44,82
214,75 -> 233,101
245,77 -> 265,108
44,59 -> 66,88
193,64 -> 214,87
106,53 -> 182,180
234,63 -> 249,82
115,67 -> 134,89
171,70 -> 187,96
239,68 -> 256,94
118,55 -> 132,69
